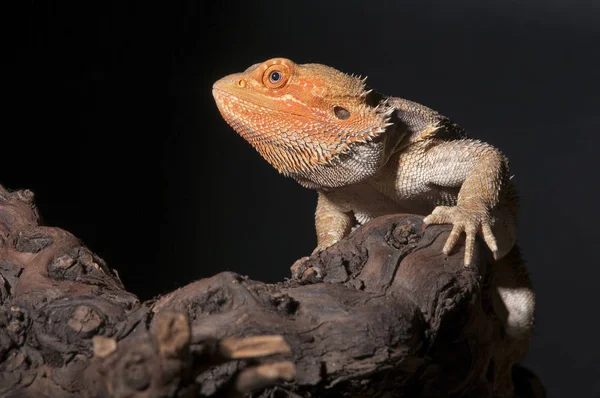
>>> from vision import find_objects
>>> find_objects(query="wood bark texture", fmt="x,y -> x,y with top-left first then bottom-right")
0,185 -> 545,397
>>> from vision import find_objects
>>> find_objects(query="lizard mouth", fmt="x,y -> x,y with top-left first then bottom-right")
213,84 -> 279,116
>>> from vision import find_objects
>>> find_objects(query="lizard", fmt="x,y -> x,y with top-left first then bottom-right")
211,58 -> 535,388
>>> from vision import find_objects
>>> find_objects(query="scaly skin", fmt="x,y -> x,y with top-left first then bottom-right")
212,58 -> 515,264
212,58 -> 535,391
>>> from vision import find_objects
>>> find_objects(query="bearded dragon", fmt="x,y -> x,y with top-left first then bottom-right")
212,58 -> 535,359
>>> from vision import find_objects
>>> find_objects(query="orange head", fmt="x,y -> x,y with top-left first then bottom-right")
212,58 -> 394,182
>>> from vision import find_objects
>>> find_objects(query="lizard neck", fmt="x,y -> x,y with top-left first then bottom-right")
287,90 -> 408,190
292,118 -> 407,190
292,94 -> 445,190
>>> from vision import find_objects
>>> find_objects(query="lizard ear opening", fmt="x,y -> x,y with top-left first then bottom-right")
334,106 -> 351,120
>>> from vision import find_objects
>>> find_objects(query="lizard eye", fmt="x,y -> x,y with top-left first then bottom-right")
269,71 -> 281,83
263,64 -> 289,89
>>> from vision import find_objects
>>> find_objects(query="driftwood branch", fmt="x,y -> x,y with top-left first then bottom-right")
0,185 -> 544,397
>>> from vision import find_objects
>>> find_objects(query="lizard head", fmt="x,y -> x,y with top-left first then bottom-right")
212,58 -> 398,188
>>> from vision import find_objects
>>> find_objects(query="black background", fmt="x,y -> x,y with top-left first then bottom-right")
7,1 -> 600,396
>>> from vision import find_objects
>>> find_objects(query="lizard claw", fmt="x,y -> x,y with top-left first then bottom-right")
423,205 -> 498,266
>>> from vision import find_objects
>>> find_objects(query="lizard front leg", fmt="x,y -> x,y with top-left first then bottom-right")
422,139 -> 515,266
313,191 -> 354,252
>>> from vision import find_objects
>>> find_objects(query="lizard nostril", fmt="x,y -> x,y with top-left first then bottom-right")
237,79 -> 246,88
334,106 -> 351,120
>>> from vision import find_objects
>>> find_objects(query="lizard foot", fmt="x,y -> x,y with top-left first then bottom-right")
423,205 -> 499,266
290,256 -> 324,281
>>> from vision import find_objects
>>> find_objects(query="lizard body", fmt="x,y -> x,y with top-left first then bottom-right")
212,59 -> 535,382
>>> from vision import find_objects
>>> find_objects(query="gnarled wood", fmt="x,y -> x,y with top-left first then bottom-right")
0,185 -> 544,397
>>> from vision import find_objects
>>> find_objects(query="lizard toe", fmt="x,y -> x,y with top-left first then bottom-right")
463,226 -> 478,266
481,223 -> 499,257
423,206 -> 453,225
442,223 -> 464,256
